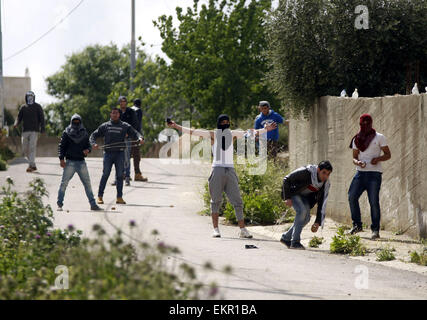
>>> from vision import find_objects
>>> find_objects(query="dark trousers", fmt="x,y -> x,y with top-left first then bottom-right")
131,146 -> 141,175
267,140 -> 279,159
98,151 -> 125,198
348,171 -> 382,232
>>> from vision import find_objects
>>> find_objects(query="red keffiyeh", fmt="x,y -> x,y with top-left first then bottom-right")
350,114 -> 377,152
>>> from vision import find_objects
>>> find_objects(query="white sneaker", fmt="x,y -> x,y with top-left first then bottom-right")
212,228 -> 221,238
57,207 -> 63,212
240,228 -> 253,239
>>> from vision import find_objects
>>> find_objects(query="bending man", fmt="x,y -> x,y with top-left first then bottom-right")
280,161 -> 333,250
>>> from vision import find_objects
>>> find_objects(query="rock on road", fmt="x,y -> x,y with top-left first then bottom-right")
1,157 -> 427,300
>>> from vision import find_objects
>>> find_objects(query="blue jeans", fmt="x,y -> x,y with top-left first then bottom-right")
348,171 -> 382,232
282,195 -> 312,243
57,160 -> 96,207
98,151 -> 125,198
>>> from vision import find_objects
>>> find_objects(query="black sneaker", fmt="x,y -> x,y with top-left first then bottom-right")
290,242 -> 305,250
371,231 -> 380,240
349,226 -> 363,235
280,238 -> 292,249
91,205 -> 104,211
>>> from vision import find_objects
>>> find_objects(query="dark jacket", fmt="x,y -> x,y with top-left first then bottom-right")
120,107 -> 138,131
15,103 -> 45,133
131,106 -> 143,133
58,114 -> 91,161
58,133 -> 91,161
281,167 -> 329,225
89,120 -> 142,153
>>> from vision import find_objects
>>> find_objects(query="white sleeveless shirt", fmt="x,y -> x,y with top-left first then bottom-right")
212,132 -> 234,168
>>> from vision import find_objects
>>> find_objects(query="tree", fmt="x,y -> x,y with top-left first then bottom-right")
155,0 -> 279,127
267,0 -> 427,116
45,44 -> 130,134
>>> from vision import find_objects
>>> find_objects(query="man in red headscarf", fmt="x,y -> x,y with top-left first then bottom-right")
348,114 -> 391,240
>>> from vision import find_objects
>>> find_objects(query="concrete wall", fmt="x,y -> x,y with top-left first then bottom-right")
4,76 -> 32,117
289,94 -> 427,239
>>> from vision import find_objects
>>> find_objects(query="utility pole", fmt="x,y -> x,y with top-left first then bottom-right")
130,0 -> 136,92
0,0 -> 5,129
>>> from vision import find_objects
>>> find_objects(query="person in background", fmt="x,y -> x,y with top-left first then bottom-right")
57,114 -> 102,212
348,114 -> 391,240
14,91 -> 45,173
254,101 -> 284,159
280,161 -> 333,250
112,96 -> 138,187
131,98 -> 148,182
90,108 -> 144,205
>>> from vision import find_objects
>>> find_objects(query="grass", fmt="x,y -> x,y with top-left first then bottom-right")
376,246 -> 396,262
330,227 -> 367,256
410,249 -> 427,266
309,236 -> 324,248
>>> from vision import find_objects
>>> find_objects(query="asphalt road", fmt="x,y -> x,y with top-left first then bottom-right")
1,157 -> 427,300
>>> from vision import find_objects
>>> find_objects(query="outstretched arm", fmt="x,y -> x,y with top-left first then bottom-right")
167,121 -> 213,139
232,122 -> 278,139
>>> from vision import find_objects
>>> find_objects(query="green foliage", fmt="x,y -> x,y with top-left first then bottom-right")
267,0 -> 427,116
309,236 -> 324,248
330,227 -> 367,256
203,159 -> 292,225
45,44 -> 131,135
0,158 -> 6,171
0,129 -> 14,163
376,246 -> 396,262
410,249 -> 427,266
155,0 -> 280,126
101,54 -> 193,154
0,178 -> 216,299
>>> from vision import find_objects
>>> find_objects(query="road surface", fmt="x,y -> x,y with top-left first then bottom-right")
1,157 -> 426,300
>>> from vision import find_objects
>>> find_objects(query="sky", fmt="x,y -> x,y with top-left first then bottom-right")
1,0 -> 204,104
2,0 -> 278,105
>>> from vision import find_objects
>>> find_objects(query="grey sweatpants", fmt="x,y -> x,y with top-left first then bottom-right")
208,166 -> 244,221
21,131 -> 38,168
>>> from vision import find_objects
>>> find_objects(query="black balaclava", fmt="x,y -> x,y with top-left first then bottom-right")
25,91 -> 36,105
216,114 -> 232,151
66,114 -> 88,144
134,99 -> 142,108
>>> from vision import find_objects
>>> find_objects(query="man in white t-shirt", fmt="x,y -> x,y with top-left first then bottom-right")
348,114 -> 391,240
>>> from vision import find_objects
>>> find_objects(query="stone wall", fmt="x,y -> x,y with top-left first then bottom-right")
289,94 -> 427,239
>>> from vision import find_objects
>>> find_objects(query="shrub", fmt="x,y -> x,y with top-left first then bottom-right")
309,236 -> 324,248
376,246 -> 396,262
410,249 -> 427,266
330,227 -> 367,256
0,178 -> 217,300
0,158 -> 6,171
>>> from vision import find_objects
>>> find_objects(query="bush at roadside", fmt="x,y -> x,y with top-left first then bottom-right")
0,178 -> 218,300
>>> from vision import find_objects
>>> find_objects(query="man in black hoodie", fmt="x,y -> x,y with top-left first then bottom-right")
90,108 -> 143,205
14,91 -> 45,173
57,114 -> 102,212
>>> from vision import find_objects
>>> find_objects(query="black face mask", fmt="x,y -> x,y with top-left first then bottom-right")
216,114 -> 232,151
